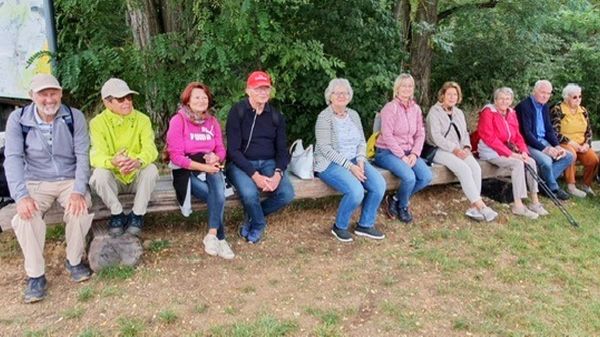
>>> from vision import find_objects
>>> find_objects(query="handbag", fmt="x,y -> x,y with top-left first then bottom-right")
288,139 -> 314,179
420,143 -> 438,166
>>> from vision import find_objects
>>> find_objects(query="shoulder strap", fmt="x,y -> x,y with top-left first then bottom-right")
62,105 -> 75,136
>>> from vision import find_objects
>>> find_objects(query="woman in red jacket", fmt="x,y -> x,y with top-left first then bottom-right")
477,87 -> 548,219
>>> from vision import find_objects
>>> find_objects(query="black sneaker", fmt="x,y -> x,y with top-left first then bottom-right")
331,225 -> 353,242
354,225 -> 385,240
108,213 -> 127,237
24,275 -> 47,303
383,195 -> 399,219
126,213 -> 144,237
398,206 -> 413,223
65,260 -> 92,282
553,188 -> 571,201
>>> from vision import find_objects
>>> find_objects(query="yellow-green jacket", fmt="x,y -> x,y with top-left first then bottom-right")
89,108 -> 158,184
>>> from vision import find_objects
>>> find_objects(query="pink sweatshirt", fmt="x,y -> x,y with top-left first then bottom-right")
166,109 -> 226,169
376,98 -> 425,158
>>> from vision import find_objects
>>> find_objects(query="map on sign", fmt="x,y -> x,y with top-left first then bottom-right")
0,0 -> 54,100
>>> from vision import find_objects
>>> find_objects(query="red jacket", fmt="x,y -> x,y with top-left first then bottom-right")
477,104 -> 529,157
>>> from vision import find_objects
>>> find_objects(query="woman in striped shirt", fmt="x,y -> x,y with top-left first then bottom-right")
314,78 -> 386,242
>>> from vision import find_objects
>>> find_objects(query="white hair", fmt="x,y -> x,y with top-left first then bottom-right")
324,78 -> 353,105
533,79 -> 552,93
562,83 -> 582,100
493,87 -> 514,101
393,73 -> 415,99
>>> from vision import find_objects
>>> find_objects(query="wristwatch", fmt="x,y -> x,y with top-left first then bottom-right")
275,168 -> 283,177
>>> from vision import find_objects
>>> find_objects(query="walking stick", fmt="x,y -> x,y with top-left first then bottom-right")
524,163 -> 579,227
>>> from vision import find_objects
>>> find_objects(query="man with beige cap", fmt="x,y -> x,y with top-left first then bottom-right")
4,73 -> 93,303
89,78 -> 158,237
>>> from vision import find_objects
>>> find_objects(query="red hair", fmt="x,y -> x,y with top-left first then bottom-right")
180,82 -> 214,108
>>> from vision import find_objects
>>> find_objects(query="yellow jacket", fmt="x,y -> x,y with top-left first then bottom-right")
89,108 -> 158,184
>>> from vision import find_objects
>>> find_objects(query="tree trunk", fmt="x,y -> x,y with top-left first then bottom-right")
409,0 -> 437,107
126,0 -> 161,49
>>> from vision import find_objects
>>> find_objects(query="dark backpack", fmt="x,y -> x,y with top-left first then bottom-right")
0,104 -> 75,203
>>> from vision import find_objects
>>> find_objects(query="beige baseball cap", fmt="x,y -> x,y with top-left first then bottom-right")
101,78 -> 139,99
30,74 -> 62,93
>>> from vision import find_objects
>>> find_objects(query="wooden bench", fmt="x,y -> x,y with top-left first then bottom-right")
2,140 -> 599,230
0,160 -> 512,230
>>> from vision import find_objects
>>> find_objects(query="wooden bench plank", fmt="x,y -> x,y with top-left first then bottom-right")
0,160 -> 511,230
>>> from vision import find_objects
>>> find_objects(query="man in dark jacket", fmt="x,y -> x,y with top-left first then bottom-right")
4,74 -> 93,303
225,71 -> 295,244
515,80 -> 574,200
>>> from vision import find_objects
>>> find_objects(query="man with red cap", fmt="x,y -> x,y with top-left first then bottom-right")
225,71 -> 295,243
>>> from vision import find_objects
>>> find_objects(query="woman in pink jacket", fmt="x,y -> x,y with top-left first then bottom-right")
374,73 -> 432,223
166,82 -> 234,259
477,87 -> 548,219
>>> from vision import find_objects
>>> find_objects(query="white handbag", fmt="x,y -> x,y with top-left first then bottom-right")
288,139 -> 314,180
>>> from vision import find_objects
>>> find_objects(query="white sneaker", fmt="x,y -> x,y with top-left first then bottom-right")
203,234 -> 219,256
567,185 -> 586,198
582,185 -> 596,196
465,207 -> 485,221
528,203 -> 549,216
479,206 -> 498,222
218,240 -> 235,260
512,206 -> 539,220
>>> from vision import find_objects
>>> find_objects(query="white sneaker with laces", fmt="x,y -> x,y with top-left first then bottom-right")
582,185 -> 596,196
218,240 -> 235,260
465,207 -> 485,221
479,206 -> 498,222
567,185 -> 587,198
203,234 -> 219,256
512,206 -> 539,219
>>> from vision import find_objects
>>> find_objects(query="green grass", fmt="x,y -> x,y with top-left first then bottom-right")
208,314 -> 298,337
78,328 -> 103,337
147,239 -> 171,253
78,286 -> 94,302
158,309 -> 178,324
23,330 -> 51,337
63,306 -> 85,320
45,224 -> 65,241
305,308 -> 342,337
96,265 -> 135,281
194,303 -> 209,314
117,317 -> 145,337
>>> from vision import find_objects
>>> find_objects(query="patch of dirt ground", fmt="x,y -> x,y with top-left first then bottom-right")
0,184 -> 522,336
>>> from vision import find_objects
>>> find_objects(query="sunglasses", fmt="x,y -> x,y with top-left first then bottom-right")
113,95 -> 133,103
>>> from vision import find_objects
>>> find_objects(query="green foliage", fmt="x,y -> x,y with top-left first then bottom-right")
117,317 -> 145,337
45,224 -> 65,242
96,265 -> 135,281
208,314 -> 298,337
147,239 -> 171,253
158,309 -> 178,324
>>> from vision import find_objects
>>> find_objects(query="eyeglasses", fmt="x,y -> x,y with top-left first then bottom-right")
112,95 -> 133,103
571,95 -> 582,99
332,91 -> 349,97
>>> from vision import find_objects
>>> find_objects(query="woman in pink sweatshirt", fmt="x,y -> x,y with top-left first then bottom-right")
373,73 -> 432,223
166,82 -> 233,259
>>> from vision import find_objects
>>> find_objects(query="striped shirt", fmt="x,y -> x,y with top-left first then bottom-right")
33,109 -> 54,147
314,106 -> 366,172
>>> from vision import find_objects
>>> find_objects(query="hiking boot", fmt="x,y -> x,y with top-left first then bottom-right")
203,234 -> 219,256
247,228 -> 264,244
238,223 -> 250,240
354,225 -> 385,240
465,207 -> 485,221
398,206 -> 413,223
528,203 -> 549,216
108,213 -> 127,237
512,206 -> 539,219
24,275 -> 47,303
218,240 -> 235,260
331,225 -> 353,242
383,195 -> 399,219
65,260 -> 92,282
126,213 -> 144,237
479,206 -> 498,222
552,188 -> 571,201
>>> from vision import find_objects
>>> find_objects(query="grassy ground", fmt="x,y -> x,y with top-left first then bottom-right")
1,184 -> 599,337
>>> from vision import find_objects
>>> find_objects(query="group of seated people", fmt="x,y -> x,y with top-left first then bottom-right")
4,72 -> 597,303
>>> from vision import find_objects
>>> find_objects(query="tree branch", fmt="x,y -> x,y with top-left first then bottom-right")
438,0 -> 500,21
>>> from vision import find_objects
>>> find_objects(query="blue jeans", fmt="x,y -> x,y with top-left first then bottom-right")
373,148 -> 432,207
226,160 -> 295,232
527,146 -> 574,191
190,171 -> 226,240
318,160 -> 386,230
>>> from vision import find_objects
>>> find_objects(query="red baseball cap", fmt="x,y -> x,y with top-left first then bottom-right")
246,71 -> 272,89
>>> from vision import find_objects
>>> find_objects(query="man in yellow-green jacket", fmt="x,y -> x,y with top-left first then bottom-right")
89,78 -> 159,237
